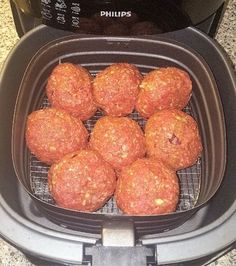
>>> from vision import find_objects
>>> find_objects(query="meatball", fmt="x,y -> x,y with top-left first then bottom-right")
48,150 -> 116,212
115,158 -> 179,215
89,116 -> 146,170
46,63 -> 96,121
93,63 -> 142,116
145,109 -> 202,170
136,67 -> 192,118
25,108 -> 88,165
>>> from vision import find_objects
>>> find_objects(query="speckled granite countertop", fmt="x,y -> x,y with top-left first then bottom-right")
0,0 -> 235,265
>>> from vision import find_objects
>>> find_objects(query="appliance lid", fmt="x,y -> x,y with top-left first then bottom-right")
13,0 -> 225,34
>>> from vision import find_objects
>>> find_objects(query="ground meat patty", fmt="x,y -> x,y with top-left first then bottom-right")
93,63 -> 142,116
136,67 -> 192,118
115,158 -> 179,215
25,108 -> 88,165
145,109 -> 202,170
46,63 -> 96,121
48,150 -> 116,212
89,116 -> 146,169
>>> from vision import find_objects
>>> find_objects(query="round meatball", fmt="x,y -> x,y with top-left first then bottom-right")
136,67 -> 192,118
48,150 -> 116,212
89,116 -> 146,169
145,109 -> 202,170
115,158 -> 179,215
130,21 -> 162,35
93,63 -> 142,116
46,63 -> 96,121
25,108 -> 88,165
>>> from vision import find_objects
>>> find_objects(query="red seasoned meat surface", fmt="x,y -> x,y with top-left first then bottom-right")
145,109 -> 202,170
46,63 -> 96,121
25,108 -> 88,165
90,116 -> 146,169
48,150 -> 116,211
136,67 -> 192,118
93,63 -> 142,116
115,158 -> 179,215
24,62 -> 203,215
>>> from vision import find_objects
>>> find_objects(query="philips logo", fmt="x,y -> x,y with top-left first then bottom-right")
100,11 -> 132,18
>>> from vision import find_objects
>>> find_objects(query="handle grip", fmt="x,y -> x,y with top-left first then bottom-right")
85,220 -> 157,265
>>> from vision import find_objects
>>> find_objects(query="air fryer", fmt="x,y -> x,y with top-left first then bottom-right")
0,1 -> 235,265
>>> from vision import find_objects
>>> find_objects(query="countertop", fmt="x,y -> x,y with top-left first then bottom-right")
0,0 -> 235,265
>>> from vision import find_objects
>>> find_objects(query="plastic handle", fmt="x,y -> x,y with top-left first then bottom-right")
84,220 -> 157,265
85,246 -> 156,266
102,220 -> 135,247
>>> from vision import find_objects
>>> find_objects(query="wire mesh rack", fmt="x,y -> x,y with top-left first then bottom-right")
29,96 -> 201,214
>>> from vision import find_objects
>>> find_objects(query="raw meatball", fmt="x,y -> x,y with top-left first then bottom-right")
145,109 -> 202,170
93,63 -> 142,116
136,67 -> 192,118
25,108 -> 88,165
115,158 -> 179,215
89,116 -> 146,170
46,63 -> 96,121
48,150 -> 116,212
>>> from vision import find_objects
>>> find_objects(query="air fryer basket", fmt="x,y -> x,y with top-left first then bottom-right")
12,36 -> 226,236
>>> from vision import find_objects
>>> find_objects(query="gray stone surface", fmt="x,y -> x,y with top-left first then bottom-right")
0,1 -> 19,70
215,0 -> 236,70
0,0 -> 235,265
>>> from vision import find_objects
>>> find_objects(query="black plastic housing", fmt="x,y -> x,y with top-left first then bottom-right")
12,35 -> 226,236
10,0 -> 226,38
12,0 -> 225,34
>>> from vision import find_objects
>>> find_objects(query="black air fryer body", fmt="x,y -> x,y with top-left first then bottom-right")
0,1 -> 235,265
11,0 -> 225,36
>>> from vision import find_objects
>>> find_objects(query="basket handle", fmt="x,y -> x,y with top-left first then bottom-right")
85,220 -> 157,266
